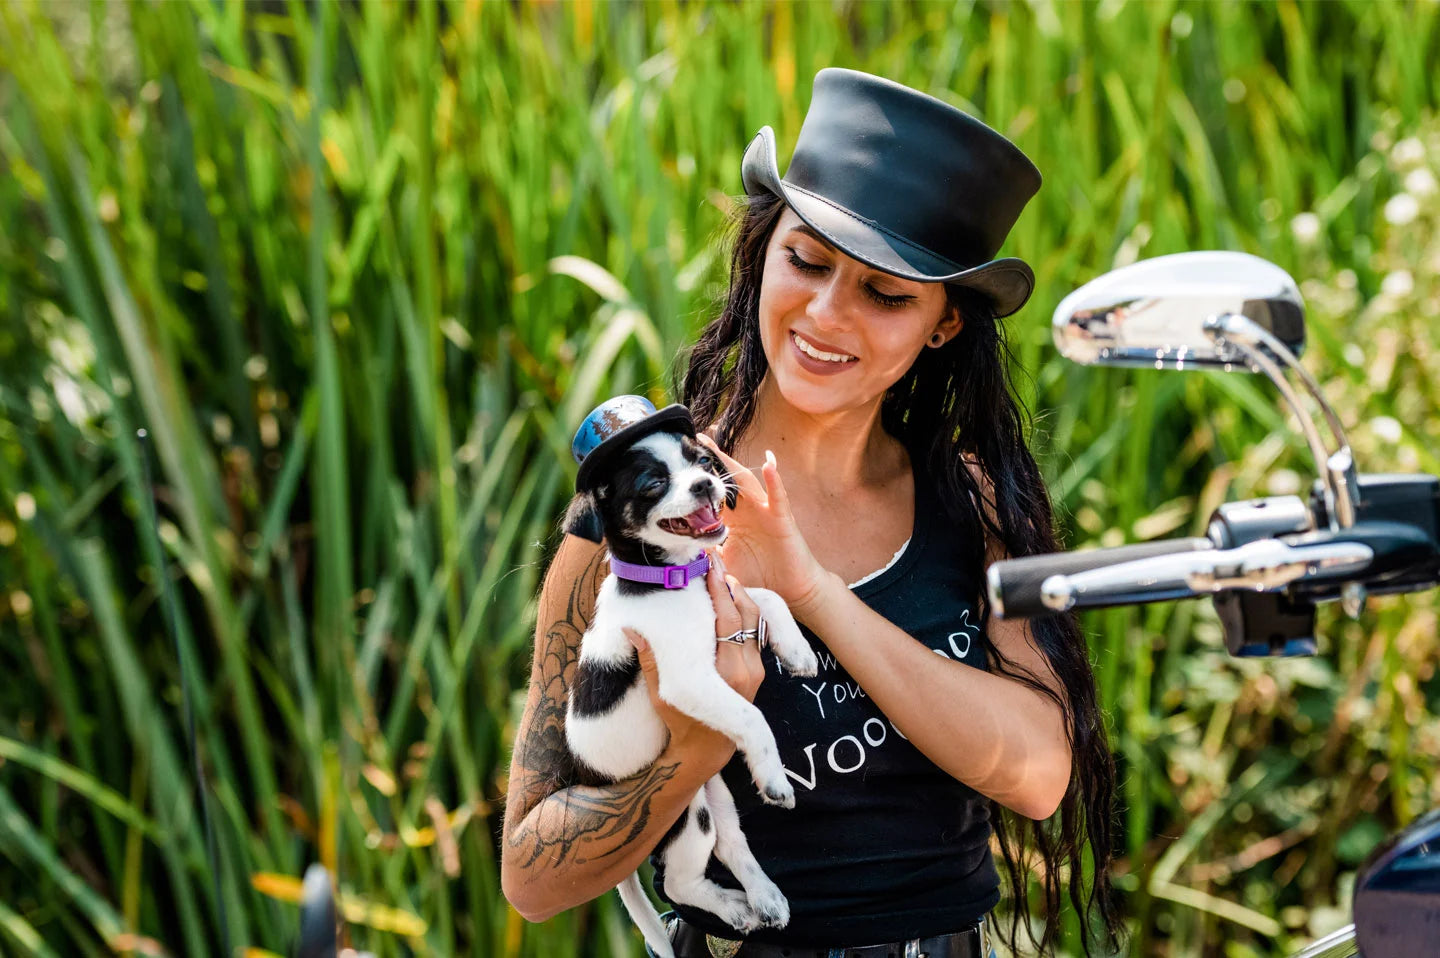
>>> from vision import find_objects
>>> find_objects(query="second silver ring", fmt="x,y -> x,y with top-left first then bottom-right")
718,627 -> 760,645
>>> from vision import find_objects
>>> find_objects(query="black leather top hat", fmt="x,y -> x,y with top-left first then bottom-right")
742,68 -> 1042,317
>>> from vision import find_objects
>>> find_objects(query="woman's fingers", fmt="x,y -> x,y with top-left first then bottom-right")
760,449 -> 793,522
698,435 -> 796,528
728,575 -> 761,628
624,628 -> 660,693
706,550 -> 743,635
698,434 -> 765,502
717,574 -> 766,698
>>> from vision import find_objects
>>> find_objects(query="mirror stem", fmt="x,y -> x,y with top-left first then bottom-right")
1206,313 -> 1359,530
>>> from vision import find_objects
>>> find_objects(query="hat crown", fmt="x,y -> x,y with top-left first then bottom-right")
740,69 -> 1042,316
786,69 -> 1040,271
572,395 -> 659,465
571,396 -> 696,493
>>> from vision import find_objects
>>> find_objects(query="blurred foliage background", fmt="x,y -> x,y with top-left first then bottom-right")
1,1 -> 1438,955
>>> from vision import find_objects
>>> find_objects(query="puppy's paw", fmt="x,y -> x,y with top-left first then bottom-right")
781,645 -> 820,677
745,881 -> 789,929
758,777 -> 795,809
712,890 -> 761,935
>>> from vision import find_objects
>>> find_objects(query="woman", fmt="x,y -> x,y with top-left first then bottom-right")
502,69 -> 1122,958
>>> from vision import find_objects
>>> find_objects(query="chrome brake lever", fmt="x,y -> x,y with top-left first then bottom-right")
1185,540 -> 1374,592
1040,540 -> 1374,612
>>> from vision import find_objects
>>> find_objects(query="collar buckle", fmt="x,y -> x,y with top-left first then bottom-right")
663,565 -> 690,589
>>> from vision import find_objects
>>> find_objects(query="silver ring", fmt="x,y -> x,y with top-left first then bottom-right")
717,627 -> 759,644
757,617 -> 768,648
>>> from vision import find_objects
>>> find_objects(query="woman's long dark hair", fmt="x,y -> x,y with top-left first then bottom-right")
680,191 -> 1123,957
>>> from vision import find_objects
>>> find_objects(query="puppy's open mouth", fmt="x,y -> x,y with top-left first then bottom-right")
658,503 -> 725,538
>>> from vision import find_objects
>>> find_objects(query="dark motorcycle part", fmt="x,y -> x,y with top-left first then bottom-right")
1354,805 -> 1440,958
1216,517 -> 1433,655
1309,474 -> 1440,595
1215,589 -> 1318,657
1206,497 -> 1320,655
988,537 -> 1215,618
1284,520 -> 1439,600
1311,473 -> 1440,536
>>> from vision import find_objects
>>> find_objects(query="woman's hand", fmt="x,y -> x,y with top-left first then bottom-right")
698,435 -> 830,608
624,551 -> 766,778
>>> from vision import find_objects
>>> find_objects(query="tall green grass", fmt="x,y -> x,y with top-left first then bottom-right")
1,1 -> 1438,955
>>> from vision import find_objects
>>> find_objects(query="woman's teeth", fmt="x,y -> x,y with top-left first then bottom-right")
792,332 -> 856,363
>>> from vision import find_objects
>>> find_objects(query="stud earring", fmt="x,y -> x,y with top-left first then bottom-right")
928,332 -> 945,348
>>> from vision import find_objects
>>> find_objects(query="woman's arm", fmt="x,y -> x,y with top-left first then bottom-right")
500,536 -> 762,921
500,536 -> 706,921
791,575 -> 1071,820
702,438 -> 1072,821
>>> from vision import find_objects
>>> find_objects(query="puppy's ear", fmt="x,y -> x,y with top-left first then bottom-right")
563,491 -> 604,543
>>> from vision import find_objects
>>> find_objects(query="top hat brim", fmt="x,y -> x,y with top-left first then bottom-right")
574,403 -> 695,493
741,126 -> 1035,319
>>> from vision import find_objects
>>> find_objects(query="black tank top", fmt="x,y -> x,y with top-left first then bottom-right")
656,463 -> 1001,945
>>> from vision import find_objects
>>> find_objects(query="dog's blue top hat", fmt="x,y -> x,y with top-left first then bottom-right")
572,395 -> 695,493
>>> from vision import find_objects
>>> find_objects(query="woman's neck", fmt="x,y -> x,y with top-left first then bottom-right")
730,378 -> 907,495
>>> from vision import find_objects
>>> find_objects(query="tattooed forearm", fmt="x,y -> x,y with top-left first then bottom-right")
503,538 -> 697,910
506,759 -> 681,874
507,546 -> 606,801
507,543 -> 664,869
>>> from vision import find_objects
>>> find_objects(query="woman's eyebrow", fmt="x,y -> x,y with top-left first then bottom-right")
787,224 -> 838,253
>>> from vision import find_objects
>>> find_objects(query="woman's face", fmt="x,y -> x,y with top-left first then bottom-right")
757,208 -> 959,418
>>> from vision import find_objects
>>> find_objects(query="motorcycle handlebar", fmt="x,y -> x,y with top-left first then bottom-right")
989,514 -> 1439,619
988,537 -> 1216,618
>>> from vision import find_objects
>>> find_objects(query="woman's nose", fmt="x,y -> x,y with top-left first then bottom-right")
805,275 -> 850,328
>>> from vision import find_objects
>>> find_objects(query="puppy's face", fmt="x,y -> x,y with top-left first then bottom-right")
593,432 -> 731,559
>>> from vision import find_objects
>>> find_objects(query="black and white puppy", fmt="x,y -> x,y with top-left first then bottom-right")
564,430 -> 818,958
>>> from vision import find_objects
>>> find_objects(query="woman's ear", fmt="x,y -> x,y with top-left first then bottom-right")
563,491 -> 604,543
934,304 -> 964,343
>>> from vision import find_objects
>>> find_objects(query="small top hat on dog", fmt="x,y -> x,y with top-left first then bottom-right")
572,395 -> 696,494
741,67 -> 1042,317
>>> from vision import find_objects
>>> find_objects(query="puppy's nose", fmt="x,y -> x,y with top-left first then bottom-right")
690,477 -> 715,499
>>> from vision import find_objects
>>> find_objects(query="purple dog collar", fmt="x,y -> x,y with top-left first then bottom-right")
608,552 -> 710,589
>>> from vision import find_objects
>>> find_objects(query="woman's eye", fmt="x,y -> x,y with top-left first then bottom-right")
785,247 -> 827,274
787,246 -> 913,308
865,286 -> 915,309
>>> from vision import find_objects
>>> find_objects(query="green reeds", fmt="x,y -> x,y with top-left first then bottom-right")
1,1 -> 1438,955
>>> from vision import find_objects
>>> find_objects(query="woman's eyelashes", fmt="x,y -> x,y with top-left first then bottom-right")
784,246 -> 827,275
783,247 -> 915,310
865,286 -> 916,310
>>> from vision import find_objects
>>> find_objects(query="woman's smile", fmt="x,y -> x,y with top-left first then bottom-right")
789,330 -> 858,373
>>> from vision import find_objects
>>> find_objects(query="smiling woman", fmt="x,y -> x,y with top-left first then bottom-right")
503,68 -> 1123,958
758,213 -> 957,412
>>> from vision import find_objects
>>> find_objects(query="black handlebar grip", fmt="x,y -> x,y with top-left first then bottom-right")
989,537 -> 1216,619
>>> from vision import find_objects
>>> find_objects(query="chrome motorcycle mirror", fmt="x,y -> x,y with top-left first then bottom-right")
1054,251 -> 1362,552
1052,251 -> 1306,370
